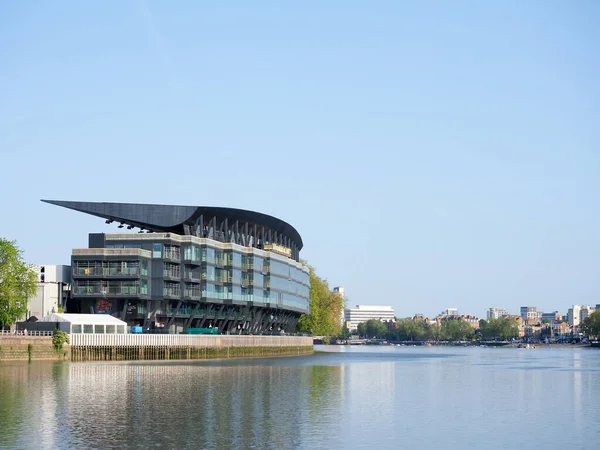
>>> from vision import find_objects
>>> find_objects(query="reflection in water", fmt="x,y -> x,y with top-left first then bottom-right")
1,348 -> 600,450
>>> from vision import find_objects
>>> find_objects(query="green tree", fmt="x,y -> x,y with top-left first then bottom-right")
357,322 -> 366,337
365,319 -> 387,338
394,319 -> 426,341
0,239 -> 37,328
339,325 -> 350,339
296,265 -> 344,337
52,329 -> 70,352
426,322 -> 442,341
441,320 -> 474,341
581,310 -> 600,338
479,318 -> 519,340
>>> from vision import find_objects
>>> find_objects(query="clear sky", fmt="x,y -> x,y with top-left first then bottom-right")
1,1 -> 598,319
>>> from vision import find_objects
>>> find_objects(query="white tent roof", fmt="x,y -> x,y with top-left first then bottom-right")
38,313 -> 127,326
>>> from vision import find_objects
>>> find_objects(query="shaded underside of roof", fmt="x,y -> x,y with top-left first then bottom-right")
42,200 -> 303,249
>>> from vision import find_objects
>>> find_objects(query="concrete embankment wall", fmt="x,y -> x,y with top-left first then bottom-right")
0,336 -> 69,362
70,334 -> 313,362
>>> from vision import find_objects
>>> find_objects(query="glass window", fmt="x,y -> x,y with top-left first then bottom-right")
106,325 -> 115,334
72,324 -> 82,334
94,325 -> 104,334
116,326 -> 125,334
203,282 -> 215,298
206,266 -> 215,281
141,261 -> 148,276
83,324 -> 94,334
232,285 -> 242,302
203,247 -> 215,263
152,243 -> 162,258
232,252 -> 242,268
253,270 -> 264,288
232,269 -> 242,284
141,279 -> 148,295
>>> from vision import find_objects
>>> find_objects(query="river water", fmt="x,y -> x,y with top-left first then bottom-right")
1,346 -> 599,449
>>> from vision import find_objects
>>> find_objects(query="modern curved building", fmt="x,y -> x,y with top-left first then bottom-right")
43,200 -> 310,334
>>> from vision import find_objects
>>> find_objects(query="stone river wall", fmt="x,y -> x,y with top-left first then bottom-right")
1,334 -> 313,362
69,334 -> 313,362
0,336 -> 70,362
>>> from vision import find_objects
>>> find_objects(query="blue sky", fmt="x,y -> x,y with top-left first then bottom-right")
1,0 -> 598,318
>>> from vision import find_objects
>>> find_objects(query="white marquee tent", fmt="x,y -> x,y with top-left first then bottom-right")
38,313 -> 128,334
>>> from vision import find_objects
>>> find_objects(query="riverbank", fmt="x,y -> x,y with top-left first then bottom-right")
0,334 -> 314,362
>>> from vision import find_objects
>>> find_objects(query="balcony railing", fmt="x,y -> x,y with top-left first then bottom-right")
75,287 -> 141,296
215,275 -> 232,284
74,268 -> 141,277
163,270 -> 181,279
184,292 -> 202,300
163,290 -> 181,298
184,273 -> 202,282
163,251 -> 181,261
215,257 -> 226,267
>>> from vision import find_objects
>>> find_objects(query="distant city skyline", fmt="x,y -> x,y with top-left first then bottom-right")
1,1 -> 598,319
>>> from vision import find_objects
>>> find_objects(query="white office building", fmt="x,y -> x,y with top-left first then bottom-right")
344,305 -> 395,331
24,265 -> 71,320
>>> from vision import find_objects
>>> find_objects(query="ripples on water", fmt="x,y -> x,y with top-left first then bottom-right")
1,347 -> 599,449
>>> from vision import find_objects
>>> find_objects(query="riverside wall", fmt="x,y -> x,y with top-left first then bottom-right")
1,334 -> 313,362
70,334 -> 314,362
0,336 -> 70,362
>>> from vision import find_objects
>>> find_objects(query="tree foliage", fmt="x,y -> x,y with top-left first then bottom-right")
479,318 -> 519,340
52,329 -> 70,352
426,322 -> 442,341
0,239 -> 37,328
365,319 -> 387,338
339,325 -> 350,339
581,310 -> 600,338
389,319 -> 426,341
296,265 -> 344,337
441,320 -> 475,341
356,319 -> 387,338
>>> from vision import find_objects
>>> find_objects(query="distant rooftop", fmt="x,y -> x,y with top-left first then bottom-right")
353,305 -> 394,311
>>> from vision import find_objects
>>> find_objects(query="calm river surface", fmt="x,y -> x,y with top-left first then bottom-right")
1,346 -> 599,449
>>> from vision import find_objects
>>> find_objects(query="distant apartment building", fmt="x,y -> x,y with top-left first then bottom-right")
580,305 -> 595,322
567,305 -> 595,328
520,306 -> 542,323
567,306 -> 580,327
344,305 -> 395,332
487,307 -> 509,320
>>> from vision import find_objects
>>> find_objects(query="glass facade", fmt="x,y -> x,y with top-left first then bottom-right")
72,233 -> 310,331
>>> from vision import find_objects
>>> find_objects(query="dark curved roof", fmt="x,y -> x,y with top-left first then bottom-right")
42,200 -> 303,250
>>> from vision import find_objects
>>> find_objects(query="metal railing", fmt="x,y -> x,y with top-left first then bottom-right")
1,329 -> 54,337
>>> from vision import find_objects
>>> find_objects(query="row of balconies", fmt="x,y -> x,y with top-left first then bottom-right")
73,268 -> 146,277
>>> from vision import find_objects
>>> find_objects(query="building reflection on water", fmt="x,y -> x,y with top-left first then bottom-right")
10,362 -> 343,448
